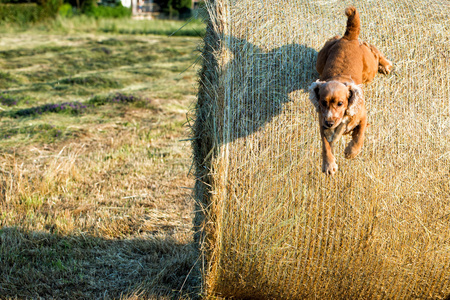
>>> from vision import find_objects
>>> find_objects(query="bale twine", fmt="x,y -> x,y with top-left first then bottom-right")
193,0 -> 450,298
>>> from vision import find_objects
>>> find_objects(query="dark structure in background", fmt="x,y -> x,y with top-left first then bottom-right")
131,0 -> 201,19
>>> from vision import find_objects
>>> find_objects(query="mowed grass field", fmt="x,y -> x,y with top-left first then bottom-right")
0,17 -> 203,299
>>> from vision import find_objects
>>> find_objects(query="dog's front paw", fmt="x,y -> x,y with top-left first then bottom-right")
379,59 -> 393,75
322,160 -> 338,175
344,141 -> 361,159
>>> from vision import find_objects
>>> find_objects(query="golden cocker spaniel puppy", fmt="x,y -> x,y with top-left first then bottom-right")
309,6 -> 392,175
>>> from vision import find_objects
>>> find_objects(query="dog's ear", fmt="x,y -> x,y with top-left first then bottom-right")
346,83 -> 364,116
309,80 -> 324,111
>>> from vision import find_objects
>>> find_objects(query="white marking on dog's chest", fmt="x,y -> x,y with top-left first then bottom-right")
325,116 -> 351,143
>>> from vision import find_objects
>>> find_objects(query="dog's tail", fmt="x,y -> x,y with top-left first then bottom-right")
343,6 -> 360,41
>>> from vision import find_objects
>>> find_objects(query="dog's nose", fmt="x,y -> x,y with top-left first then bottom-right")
324,120 -> 335,128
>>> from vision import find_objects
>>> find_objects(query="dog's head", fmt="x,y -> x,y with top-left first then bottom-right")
309,80 -> 363,129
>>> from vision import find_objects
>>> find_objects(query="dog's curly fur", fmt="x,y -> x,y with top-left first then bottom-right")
309,6 -> 392,175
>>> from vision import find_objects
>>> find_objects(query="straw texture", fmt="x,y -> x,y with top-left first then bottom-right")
193,0 -> 450,298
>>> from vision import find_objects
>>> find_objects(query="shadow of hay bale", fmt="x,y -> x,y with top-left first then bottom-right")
0,226 -> 201,299
192,14 -> 320,296
192,17 -> 318,250
220,36 -> 317,141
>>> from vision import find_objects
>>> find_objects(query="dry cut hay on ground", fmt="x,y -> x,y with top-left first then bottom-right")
193,0 -> 450,298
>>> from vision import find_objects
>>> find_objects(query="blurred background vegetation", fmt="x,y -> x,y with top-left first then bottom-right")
0,0 -> 201,25
0,0 -> 62,24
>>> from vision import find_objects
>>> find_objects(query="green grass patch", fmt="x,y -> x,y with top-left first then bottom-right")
98,18 -> 206,37
20,196 -> 44,210
0,45 -> 71,59
2,101 -> 88,118
0,14 -> 206,37
94,38 -> 124,46
0,71 -> 24,88
0,93 -> 30,107
88,93 -> 155,109
0,123 -> 76,143
0,93 -> 155,120
24,68 -> 70,84
58,75 -> 122,88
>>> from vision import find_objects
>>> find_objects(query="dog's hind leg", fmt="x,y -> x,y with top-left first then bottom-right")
369,44 -> 393,74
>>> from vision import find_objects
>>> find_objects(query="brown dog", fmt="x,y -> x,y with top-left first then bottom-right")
309,6 -> 392,175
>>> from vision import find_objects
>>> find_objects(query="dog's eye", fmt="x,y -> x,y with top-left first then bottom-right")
337,102 -> 343,106
321,101 -> 327,107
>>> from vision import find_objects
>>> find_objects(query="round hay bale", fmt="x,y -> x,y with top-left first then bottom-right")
193,0 -> 450,298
